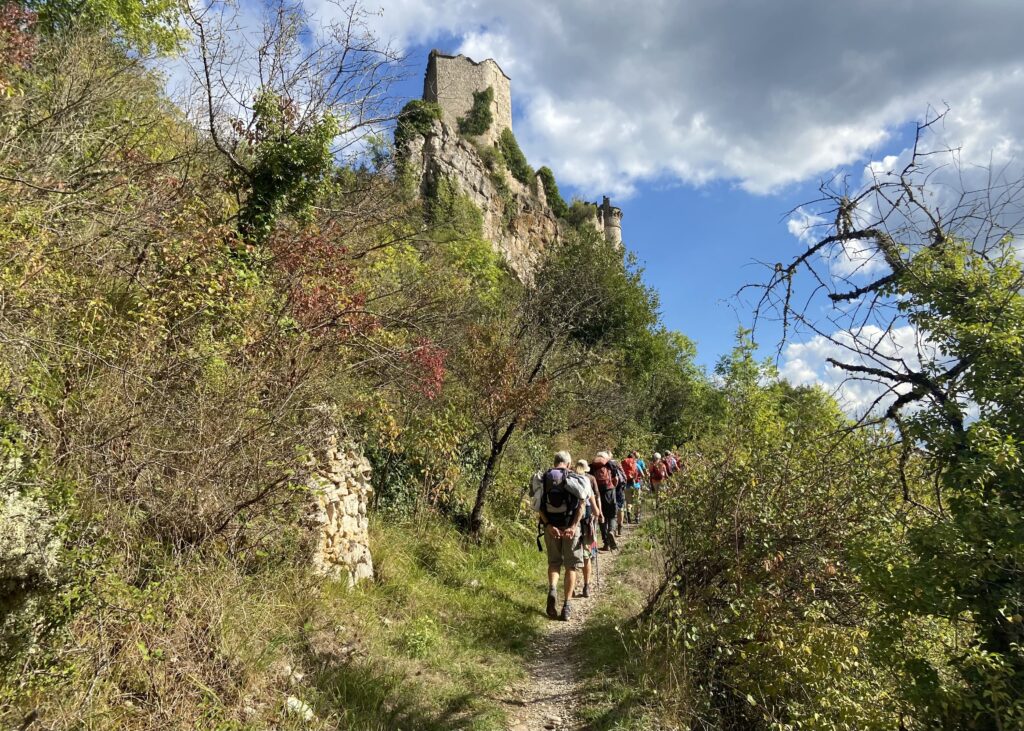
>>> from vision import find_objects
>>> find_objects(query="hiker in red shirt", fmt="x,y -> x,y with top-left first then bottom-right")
621,451 -> 641,525
649,452 -> 669,505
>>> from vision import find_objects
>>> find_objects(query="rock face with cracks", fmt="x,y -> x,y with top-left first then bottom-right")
306,429 -> 374,586
405,118 -> 560,280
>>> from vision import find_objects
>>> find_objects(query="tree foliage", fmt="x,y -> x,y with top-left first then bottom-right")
632,335 -> 901,729
537,165 -> 568,219
236,90 -> 338,245
746,118 -> 1024,728
496,128 -> 533,186
29,0 -> 185,54
394,98 -> 442,152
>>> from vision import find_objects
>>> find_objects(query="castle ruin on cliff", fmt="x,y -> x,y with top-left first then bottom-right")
423,51 -> 513,149
403,50 -> 624,278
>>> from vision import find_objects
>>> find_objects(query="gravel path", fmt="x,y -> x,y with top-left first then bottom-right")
503,525 -> 630,731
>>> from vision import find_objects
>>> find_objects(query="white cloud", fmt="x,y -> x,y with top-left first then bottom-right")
306,0 -> 1024,200
780,325 -> 946,416
787,207 -> 826,244
785,205 -> 890,279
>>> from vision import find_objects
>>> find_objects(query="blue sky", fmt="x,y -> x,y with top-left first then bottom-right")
175,1 -> 1024,410
384,37 -> 925,371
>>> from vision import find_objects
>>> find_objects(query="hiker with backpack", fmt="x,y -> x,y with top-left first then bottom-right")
532,451 -> 589,620
589,451 -> 621,551
575,459 -> 602,598
665,451 -> 679,476
621,451 -> 643,525
649,452 -> 668,504
611,453 -> 628,538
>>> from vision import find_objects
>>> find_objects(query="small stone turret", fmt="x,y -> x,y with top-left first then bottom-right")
423,50 -> 512,147
599,196 -> 623,247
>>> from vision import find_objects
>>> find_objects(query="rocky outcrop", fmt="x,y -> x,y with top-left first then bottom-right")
1,489 -> 61,659
407,119 -> 561,279
306,431 -> 374,586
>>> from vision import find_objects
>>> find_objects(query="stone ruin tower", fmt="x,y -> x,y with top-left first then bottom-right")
597,196 -> 623,247
404,50 -> 625,277
423,51 -> 513,148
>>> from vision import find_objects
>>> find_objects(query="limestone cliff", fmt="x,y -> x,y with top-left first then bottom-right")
405,118 -> 560,278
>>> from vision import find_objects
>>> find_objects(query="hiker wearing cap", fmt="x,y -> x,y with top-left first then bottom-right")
532,450 -> 589,621
589,451 -> 621,551
575,459 -> 602,598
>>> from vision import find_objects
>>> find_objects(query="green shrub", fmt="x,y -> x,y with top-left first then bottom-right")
394,99 -> 442,151
457,86 -> 494,137
536,166 -> 568,219
491,172 -> 518,230
565,199 -> 598,230
497,129 -> 533,186
475,142 -> 506,173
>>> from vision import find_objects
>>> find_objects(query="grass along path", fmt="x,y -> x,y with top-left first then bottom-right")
502,523 -> 636,731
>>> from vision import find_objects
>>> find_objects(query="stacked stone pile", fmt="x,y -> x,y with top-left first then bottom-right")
306,431 -> 374,586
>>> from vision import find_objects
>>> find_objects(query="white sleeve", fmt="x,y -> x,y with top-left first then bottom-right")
530,471 -> 544,511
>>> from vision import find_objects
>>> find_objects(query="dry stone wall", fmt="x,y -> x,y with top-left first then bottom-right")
306,430 -> 374,586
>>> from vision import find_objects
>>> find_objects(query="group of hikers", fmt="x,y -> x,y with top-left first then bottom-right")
530,449 -> 681,621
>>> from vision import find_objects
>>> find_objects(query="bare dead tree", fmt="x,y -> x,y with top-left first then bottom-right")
744,108 -> 1024,435
182,0 -> 405,192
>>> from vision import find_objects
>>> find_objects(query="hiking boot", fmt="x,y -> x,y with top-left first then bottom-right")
609,534 -> 618,550
560,602 -> 573,622
546,591 -> 558,619
582,583 -> 590,598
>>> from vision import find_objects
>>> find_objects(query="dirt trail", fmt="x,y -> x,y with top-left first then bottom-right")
503,525 -> 631,731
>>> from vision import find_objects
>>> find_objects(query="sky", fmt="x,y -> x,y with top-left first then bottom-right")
177,0 -> 1024,413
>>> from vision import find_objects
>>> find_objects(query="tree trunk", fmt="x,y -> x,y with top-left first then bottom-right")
469,421 -> 517,536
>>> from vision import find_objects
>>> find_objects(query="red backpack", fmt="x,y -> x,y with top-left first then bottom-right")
622,457 -> 638,481
591,462 -> 616,490
650,461 -> 668,482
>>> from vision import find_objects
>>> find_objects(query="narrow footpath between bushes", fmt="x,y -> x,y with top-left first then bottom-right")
501,524 -> 634,731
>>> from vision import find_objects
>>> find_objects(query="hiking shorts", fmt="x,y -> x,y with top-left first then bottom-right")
544,530 -> 585,571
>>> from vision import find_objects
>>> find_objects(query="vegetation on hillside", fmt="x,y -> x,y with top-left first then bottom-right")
537,165 -> 569,219
3,2 -> 1022,730
588,132 -> 1024,729
497,128 -> 534,186
0,2 -> 700,728
394,98 -> 442,152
